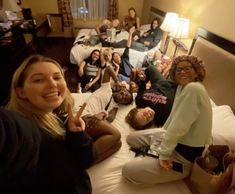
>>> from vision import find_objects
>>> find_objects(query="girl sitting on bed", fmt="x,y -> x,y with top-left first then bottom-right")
122,55 -> 212,186
131,17 -> 163,52
77,49 -> 102,93
123,7 -> 140,31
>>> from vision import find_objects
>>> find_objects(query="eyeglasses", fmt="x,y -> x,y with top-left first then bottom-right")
175,66 -> 193,73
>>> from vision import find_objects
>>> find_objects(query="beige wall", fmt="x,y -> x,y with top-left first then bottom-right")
119,0 -> 143,22
22,0 -> 58,17
142,0 -> 235,42
21,0 -> 144,28
21,0 -> 235,44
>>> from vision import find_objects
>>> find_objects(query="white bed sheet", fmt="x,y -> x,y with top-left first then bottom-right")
72,93 -> 235,194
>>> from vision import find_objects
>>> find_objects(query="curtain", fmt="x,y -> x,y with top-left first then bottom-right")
107,0 -> 118,20
57,0 -> 73,27
70,0 -> 108,20
70,0 -> 86,19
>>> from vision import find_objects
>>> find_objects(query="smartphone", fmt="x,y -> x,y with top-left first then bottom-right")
172,161 -> 184,173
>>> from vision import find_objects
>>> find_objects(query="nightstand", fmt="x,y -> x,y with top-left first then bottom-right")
165,38 -> 193,57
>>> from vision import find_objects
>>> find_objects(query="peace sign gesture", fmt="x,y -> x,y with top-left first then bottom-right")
67,103 -> 87,132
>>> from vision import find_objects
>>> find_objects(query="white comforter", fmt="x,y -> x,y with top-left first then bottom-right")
72,93 -> 235,194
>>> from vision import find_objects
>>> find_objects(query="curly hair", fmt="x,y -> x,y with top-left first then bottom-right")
125,108 -> 153,130
169,55 -> 206,82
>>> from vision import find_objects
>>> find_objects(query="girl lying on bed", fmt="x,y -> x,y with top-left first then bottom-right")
77,55 -> 134,164
122,55 -> 212,186
131,17 -> 163,52
126,64 -> 177,129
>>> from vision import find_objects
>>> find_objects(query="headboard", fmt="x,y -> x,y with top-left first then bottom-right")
189,27 -> 235,113
148,7 -> 166,25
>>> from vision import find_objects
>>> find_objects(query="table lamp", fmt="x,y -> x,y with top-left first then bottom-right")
170,17 -> 190,57
160,12 -> 178,54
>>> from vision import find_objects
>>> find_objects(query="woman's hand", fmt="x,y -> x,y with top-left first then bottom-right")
144,41 -> 150,46
142,32 -> 149,37
85,112 -> 107,130
78,67 -> 84,77
67,103 -> 86,132
84,82 -> 92,91
159,159 -> 172,171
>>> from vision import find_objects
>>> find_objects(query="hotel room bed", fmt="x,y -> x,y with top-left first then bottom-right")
71,27 -> 235,194
69,7 -> 166,68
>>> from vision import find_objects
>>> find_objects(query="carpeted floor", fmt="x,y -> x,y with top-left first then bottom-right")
38,37 -> 74,68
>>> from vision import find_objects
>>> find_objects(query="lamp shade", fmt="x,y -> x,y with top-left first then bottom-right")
160,12 -> 179,32
170,18 -> 190,39
3,0 -> 22,12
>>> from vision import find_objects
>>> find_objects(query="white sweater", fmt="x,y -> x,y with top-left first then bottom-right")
155,82 -> 212,160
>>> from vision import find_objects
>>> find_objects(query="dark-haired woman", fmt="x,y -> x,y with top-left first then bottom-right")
123,7 -> 140,31
131,17 -> 163,51
77,49 -> 102,92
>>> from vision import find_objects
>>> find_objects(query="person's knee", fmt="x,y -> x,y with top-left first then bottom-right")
112,129 -> 121,141
122,163 -> 141,184
126,133 -> 143,148
126,134 -> 135,146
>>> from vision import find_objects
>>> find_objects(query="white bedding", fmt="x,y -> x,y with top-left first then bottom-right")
70,26 -> 160,68
72,93 -> 235,194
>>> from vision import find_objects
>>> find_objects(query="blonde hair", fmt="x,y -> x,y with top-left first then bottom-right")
7,55 -> 74,138
102,19 -> 112,28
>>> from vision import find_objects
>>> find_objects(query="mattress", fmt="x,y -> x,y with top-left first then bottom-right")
72,93 -> 235,194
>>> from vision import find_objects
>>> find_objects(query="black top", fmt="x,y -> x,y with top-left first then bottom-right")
118,47 -> 133,78
0,108 -> 96,194
135,66 -> 177,126
139,27 -> 163,49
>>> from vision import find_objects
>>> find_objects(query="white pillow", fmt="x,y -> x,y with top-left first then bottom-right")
210,98 -> 217,107
212,105 -> 235,151
139,24 -> 150,32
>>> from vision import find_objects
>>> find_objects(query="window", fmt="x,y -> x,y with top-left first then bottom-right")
70,0 -> 109,20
